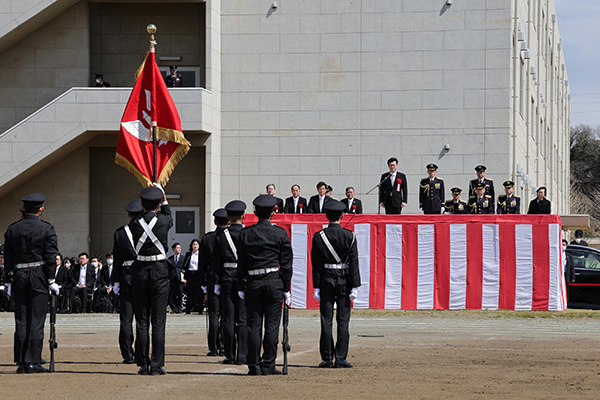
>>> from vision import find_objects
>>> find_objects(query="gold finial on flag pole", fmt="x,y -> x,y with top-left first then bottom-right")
147,24 -> 157,52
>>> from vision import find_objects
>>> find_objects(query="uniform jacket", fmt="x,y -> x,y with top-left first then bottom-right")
379,171 -> 408,208
311,223 -> 361,290
497,195 -> 521,214
112,224 -> 138,284
341,197 -> 363,214
198,226 -> 226,287
307,194 -> 332,214
284,196 -> 308,214
527,198 -> 551,214
237,219 -> 293,292
419,177 -> 445,213
165,74 -> 182,87
468,195 -> 495,214
468,178 -> 495,200
213,223 -> 244,285
3,214 -> 59,281
444,200 -> 468,214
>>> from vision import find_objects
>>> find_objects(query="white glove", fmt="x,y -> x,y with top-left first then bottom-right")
7,283 -> 11,297
313,288 -> 321,301
349,287 -> 358,301
441,207 -> 445,214
238,291 -> 245,300
419,207 -> 424,213
214,284 -> 221,295
284,292 -> 291,306
153,182 -> 165,195
49,282 -> 60,296
113,283 -> 120,295
201,286 -> 207,294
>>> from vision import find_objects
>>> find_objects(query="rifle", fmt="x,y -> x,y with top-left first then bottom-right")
282,303 -> 291,375
49,293 -> 58,372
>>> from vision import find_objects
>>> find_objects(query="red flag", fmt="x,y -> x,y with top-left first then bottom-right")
115,51 -> 190,186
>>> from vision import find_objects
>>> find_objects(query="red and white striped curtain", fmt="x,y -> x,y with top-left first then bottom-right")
243,214 -> 566,311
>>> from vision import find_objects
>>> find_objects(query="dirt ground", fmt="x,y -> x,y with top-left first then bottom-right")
1,309 -> 600,399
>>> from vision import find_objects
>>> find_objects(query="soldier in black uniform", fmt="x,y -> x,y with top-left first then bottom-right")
311,200 -> 361,368
213,200 -> 248,365
468,182 -> 495,214
165,66 -> 182,87
419,163 -> 445,214
468,165 -> 495,200
95,74 -> 111,87
444,187 -> 468,214
4,193 -> 59,373
127,186 -> 172,375
237,195 -> 293,375
199,208 -> 229,357
112,199 -> 143,365
497,180 -> 521,214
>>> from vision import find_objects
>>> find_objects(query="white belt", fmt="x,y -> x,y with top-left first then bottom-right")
248,267 -> 279,276
16,261 -> 44,269
324,263 -> 349,270
224,262 -> 238,269
136,254 -> 166,262
123,260 -> 134,267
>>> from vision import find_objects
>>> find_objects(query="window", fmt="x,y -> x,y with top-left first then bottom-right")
570,250 -> 600,270
520,59 -> 525,117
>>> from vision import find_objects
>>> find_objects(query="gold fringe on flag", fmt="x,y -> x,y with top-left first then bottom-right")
134,51 -> 150,81
157,140 -> 191,186
156,127 -> 191,147
114,153 -> 154,187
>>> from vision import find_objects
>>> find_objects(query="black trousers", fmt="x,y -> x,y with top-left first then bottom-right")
207,286 -> 223,353
423,208 -> 442,215
384,203 -> 403,214
246,278 -> 283,374
74,286 -> 89,313
319,280 -> 352,362
132,263 -> 169,368
13,267 -> 48,364
185,271 -> 203,313
169,280 -> 183,312
221,274 -> 247,361
59,287 -> 73,313
119,276 -> 135,362
0,290 -> 10,311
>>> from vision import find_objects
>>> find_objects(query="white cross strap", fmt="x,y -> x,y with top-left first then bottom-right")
137,216 -> 166,258
224,228 -> 238,261
319,231 -> 341,263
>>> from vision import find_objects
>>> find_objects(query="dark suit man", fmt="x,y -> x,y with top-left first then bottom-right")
308,181 -> 332,213
444,187 -> 468,214
0,245 -> 10,312
266,184 -> 285,214
283,184 -> 308,214
379,157 -> 407,214
468,182 -> 495,214
311,200 -> 361,369
54,254 -> 70,313
73,253 -> 95,313
419,163 -> 445,214
468,165 -> 495,200
167,243 -> 185,313
341,187 -> 363,214
497,180 -> 521,214
527,186 -> 551,214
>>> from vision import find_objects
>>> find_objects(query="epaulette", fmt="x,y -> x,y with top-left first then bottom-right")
437,177 -> 443,180
485,195 -> 492,198
514,195 -> 520,198
469,195 -> 476,199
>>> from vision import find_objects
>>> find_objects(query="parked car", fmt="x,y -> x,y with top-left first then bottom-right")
566,244 -> 600,309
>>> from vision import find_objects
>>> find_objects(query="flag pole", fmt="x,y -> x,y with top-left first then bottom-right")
147,24 -> 158,183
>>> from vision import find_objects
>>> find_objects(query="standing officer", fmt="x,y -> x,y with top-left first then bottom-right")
237,195 -> 293,375
311,200 -> 361,368
4,193 -> 59,373
112,199 -> 143,365
497,181 -> 521,214
527,186 -> 551,214
199,208 -> 229,357
468,182 -> 495,214
444,187 -> 468,214
419,164 -> 445,214
128,186 -> 172,375
213,200 -> 248,365
165,66 -> 182,87
468,165 -> 495,200
379,157 -> 408,214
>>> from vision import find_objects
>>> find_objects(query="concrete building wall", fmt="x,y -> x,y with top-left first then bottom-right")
0,1 -> 89,133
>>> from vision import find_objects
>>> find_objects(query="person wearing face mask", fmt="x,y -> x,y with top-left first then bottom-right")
55,253 -> 73,313
570,230 -> 588,246
94,74 -> 111,87
96,253 -> 115,313
562,239 -> 575,301
58,257 -> 76,313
